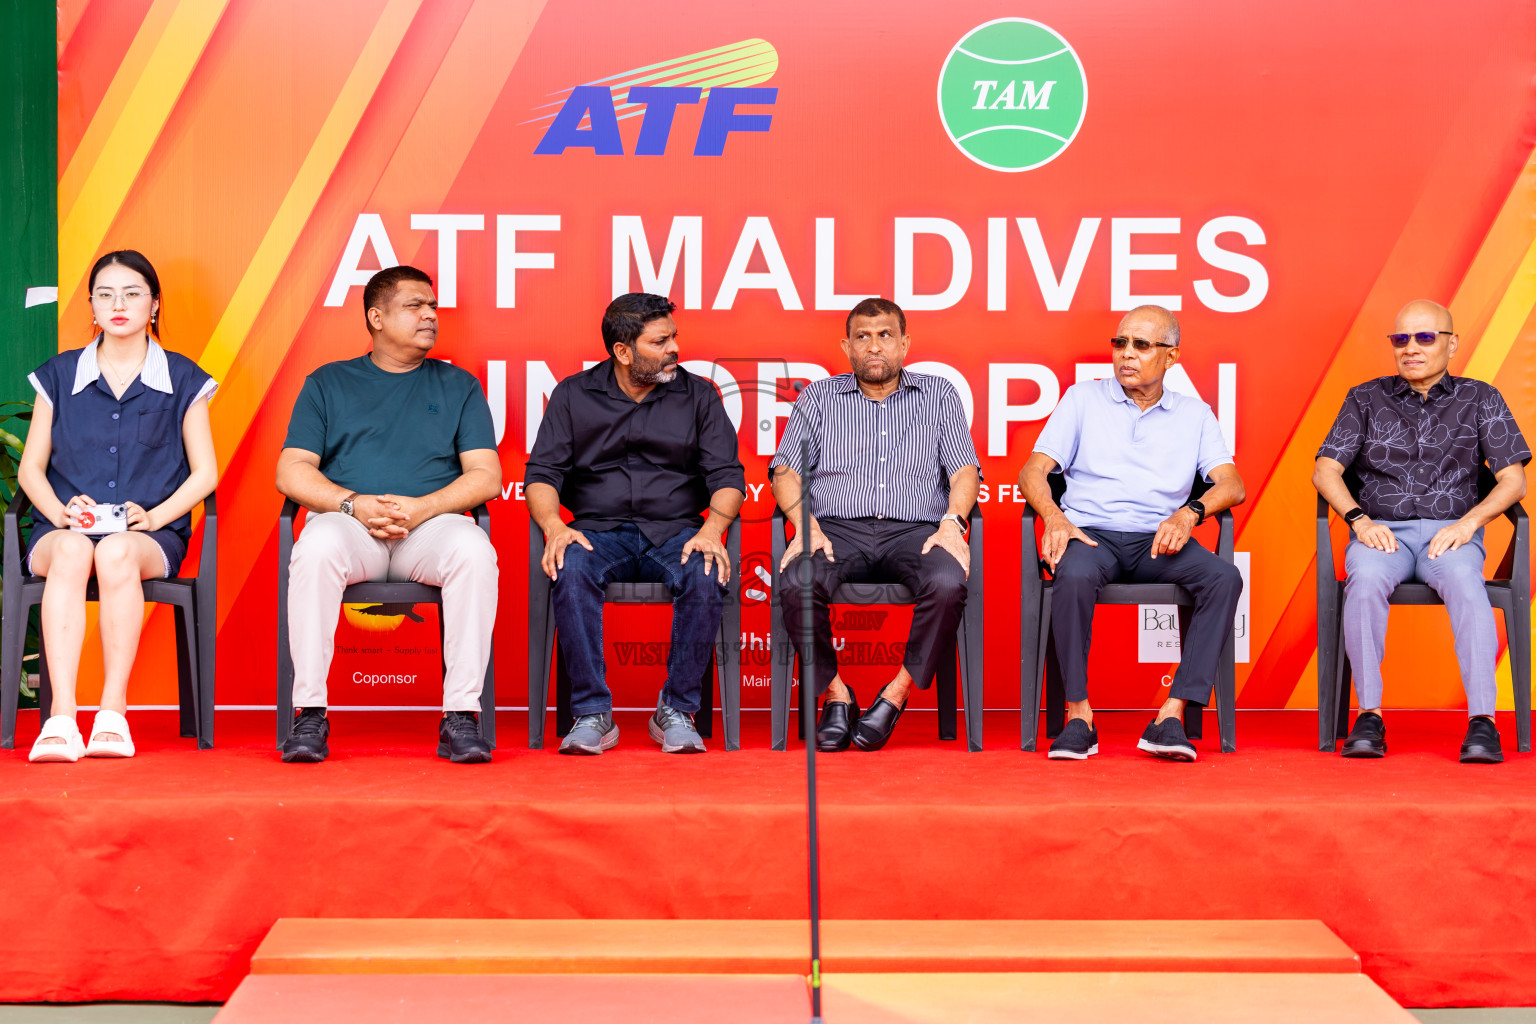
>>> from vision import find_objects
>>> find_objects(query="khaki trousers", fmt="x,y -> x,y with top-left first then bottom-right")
288,511 -> 497,710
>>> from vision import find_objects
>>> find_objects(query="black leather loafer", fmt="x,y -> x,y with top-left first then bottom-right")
1460,716 -> 1504,764
852,684 -> 907,751
1341,711 -> 1386,758
815,687 -> 860,752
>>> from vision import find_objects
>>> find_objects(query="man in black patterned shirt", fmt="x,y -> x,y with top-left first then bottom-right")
1314,299 -> 1529,762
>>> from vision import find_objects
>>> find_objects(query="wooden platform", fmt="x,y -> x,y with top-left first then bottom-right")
250,918 -> 1361,975
214,972 -> 1415,1024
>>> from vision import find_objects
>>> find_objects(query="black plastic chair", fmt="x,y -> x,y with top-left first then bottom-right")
1,490 -> 217,749
1315,466 -> 1531,752
276,499 -> 496,749
768,505 -> 984,752
1020,474 -> 1237,753
527,518 -> 741,751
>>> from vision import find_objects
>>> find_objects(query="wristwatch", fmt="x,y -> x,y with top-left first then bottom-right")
339,492 -> 358,518
1344,507 -> 1369,528
1182,499 -> 1207,526
941,513 -> 968,535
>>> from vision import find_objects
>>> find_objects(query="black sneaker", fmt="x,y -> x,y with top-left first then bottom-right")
1460,716 -> 1504,764
1137,716 -> 1197,761
1047,718 -> 1099,760
1341,711 -> 1386,758
438,711 -> 492,763
281,707 -> 329,763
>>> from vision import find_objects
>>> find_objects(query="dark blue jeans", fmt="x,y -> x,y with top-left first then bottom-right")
551,523 -> 728,715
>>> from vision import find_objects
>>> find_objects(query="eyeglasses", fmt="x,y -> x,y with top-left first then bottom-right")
1387,331 -> 1453,347
1110,337 -> 1177,353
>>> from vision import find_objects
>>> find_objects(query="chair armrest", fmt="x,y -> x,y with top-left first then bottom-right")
5,487 -> 32,580
197,491 -> 218,584
472,503 -> 491,538
1020,497 -> 1049,582
1315,494 -> 1336,581
1495,500 -> 1528,584
1215,508 -> 1235,562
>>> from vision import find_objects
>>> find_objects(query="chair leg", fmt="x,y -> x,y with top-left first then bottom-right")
177,596 -> 202,749
554,639 -> 575,738
527,587 -> 553,749
1334,627 -> 1352,742
0,597 -> 25,750
37,630 -> 52,731
960,612 -> 983,753
1173,604 -> 1198,739
717,604 -> 741,752
1317,587 -> 1339,751
480,640 -> 496,750
1511,598 -> 1532,753
936,647 -> 958,742
197,596 -> 216,750
696,648 -> 716,740
1024,595 -> 1050,752
1218,611 -> 1237,753
276,568 -> 294,751
1044,632 -> 1065,740
770,590 -> 791,751
174,605 -> 195,739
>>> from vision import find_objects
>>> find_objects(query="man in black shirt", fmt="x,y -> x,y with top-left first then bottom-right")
526,293 -> 746,755
1315,299 -> 1529,762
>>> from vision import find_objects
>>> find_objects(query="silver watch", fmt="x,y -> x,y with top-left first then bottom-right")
339,493 -> 357,518
941,513 -> 967,534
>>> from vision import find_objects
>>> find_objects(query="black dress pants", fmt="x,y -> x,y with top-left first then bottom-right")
779,517 -> 967,697
1051,529 -> 1243,706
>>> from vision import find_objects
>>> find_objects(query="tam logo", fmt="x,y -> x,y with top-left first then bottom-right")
535,85 -> 777,156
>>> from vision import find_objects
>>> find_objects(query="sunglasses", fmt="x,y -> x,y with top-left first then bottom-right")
1388,331 -> 1453,347
1110,337 -> 1177,353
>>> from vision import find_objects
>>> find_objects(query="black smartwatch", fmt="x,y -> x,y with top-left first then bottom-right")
1182,499 -> 1207,526
1344,507 -> 1369,528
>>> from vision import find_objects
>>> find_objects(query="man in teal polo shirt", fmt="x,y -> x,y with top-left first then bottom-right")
276,265 -> 502,764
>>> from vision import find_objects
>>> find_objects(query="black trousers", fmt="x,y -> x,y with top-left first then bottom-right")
779,517 -> 967,698
1051,529 -> 1243,706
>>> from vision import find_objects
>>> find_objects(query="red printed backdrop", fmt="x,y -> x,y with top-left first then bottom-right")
56,0 -> 1536,713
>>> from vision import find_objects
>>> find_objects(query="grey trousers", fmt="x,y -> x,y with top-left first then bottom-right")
1343,519 -> 1496,716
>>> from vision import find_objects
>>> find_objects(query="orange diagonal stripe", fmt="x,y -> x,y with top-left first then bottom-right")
57,0 -> 229,319
196,0 -> 425,387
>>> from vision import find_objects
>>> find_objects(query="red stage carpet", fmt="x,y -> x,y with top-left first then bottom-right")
4,708 -> 1533,1008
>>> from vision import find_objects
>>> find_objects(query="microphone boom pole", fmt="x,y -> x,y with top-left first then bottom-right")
798,438 -> 825,1023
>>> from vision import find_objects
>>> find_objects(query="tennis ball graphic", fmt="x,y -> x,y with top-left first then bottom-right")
937,18 -> 1087,172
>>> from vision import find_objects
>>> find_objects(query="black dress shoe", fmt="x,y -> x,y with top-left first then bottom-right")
1341,711 -> 1386,758
852,684 -> 907,751
1460,716 -> 1504,764
815,687 -> 860,752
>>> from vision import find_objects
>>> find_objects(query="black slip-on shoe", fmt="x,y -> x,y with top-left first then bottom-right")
852,684 -> 907,751
281,707 -> 330,763
438,711 -> 493,763
1460,716 -> 1504,764
1047,717 -> 1099,760
1341,711 -> 1387,758
1137,716 -> 1198,761
815,687 -> 860,753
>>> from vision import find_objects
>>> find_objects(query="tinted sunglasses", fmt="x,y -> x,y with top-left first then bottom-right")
1110,337 -> 1177,352
1388,331 -> 1452,347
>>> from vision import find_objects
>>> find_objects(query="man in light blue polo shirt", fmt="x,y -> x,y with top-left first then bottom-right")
1019,305 -> 1246,762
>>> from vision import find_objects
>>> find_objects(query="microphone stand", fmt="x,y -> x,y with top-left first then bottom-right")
797,438 -> 825,1023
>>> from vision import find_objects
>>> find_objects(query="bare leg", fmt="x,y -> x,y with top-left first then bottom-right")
29,531 -> 97,742
1068,698 -> 1093,727
824,676 -> 853,704
91,532 -> 164,740
881,667 -> 916,706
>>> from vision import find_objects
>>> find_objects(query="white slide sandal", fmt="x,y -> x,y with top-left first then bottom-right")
85,709 -> 135,758
29,715 -> 86,763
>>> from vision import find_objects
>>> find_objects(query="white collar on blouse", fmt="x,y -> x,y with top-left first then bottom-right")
72,336 -> 175,396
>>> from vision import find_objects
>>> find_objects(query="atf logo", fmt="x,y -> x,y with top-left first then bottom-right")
532,39 -> 778,156
937,18 -> 1087,172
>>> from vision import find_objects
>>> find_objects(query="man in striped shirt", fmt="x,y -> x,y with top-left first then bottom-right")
771,298 -> 981,752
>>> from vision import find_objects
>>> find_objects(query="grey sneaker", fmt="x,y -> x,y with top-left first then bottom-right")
648,696 -> 706,754
560,712 -> 619,755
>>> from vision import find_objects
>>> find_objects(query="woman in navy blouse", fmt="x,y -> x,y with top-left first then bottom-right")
18,250 -> 218,762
